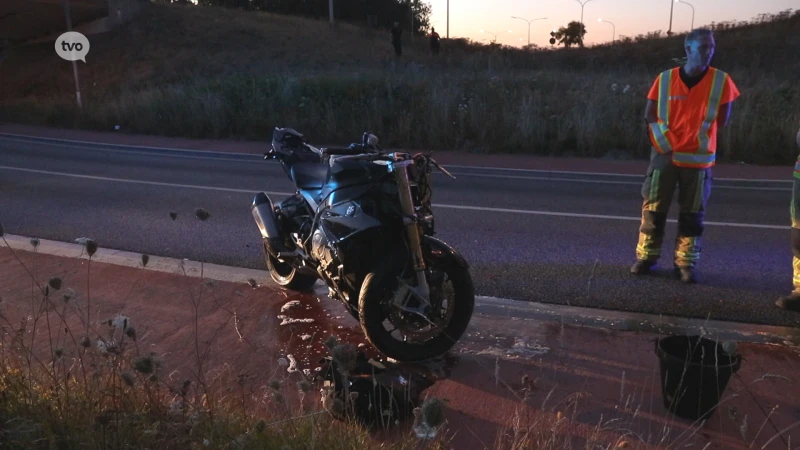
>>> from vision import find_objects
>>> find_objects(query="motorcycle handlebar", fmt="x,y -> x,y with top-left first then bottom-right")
330,152 -> 393,162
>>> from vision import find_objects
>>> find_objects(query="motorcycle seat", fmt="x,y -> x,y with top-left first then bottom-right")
290,162 -> 330,190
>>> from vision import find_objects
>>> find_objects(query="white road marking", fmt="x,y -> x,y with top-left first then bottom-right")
0,165 -> 286,196
3,132 -> 790,184
444,163 -> 792,184
1,165 -> 788,230
0,132 -> 260,158
440,172 -> 791,191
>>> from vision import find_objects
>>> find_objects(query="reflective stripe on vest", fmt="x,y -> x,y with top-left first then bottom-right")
696,69 -> 727,154
651,69 -> 673,154
794,157 -> 800,179
671,151 -> 716,167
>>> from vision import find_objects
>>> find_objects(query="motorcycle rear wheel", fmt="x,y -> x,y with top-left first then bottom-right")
358,249 -> 474,362
263,242 -> 318,291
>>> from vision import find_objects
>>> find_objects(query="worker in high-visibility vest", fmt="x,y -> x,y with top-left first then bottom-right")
776,124 -> 800,312
631,28 -> 740,283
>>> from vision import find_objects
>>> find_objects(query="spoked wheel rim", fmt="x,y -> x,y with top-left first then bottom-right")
381,264 -> 457,344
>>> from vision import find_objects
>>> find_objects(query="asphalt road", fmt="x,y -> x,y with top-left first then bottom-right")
2,134 -> 799,328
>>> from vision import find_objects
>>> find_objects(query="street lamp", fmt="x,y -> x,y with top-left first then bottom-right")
667,0 -> 674,35
675,0 -> 695,30
574,0 -> 594,27
480,29 -> 512,44
510,16 -> 547,46
598,18 -> 615,43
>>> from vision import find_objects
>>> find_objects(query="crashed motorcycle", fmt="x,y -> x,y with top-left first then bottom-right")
251,127 -> 474,362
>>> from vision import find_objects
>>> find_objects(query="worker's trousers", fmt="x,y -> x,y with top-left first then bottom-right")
790,173 -> 800,294
635,149 -> 713,268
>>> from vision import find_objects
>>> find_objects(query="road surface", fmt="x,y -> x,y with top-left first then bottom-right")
1,134 -> 798,327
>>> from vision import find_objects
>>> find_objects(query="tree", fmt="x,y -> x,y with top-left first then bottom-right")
188,0 -> 432,34
554,21 -> 587,48
409,0 -> 432,35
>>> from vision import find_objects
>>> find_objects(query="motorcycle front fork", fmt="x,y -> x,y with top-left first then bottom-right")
393,156 -> 431,301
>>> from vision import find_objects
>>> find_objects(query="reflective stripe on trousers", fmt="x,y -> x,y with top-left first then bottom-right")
791,175 -> 800,293
636,149 -> 712,268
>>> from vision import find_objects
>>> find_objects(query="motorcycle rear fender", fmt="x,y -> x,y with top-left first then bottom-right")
423,235 -> 469,269
251,192 -> 286,255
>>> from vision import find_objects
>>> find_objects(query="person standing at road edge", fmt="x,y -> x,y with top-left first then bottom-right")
391,22 -> 403,57
631,28 -> 740,283
776,123 -> 800,312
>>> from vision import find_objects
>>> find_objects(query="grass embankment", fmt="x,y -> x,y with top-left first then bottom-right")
1,4 -> 798,164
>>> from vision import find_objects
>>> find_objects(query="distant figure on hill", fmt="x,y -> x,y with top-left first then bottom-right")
391,22 -> 403,56
429,27 -> 440,55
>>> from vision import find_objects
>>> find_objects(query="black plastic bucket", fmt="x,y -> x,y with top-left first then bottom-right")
655,335 -> 742,421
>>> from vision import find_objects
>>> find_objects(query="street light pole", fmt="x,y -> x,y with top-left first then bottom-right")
574,0 -> 594,27
598,18 -> 615,43
676,0 -> 695,30
667,0 -> 674,35
480,29 -> 512,44
446,0 -> 449,39
409,0 -> 414,41
62,0 -> 82,109
510,16 -> 547,46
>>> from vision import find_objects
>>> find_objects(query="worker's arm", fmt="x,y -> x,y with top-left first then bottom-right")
717,101 -> 734,128
796,122 -> 800,148
644,99 -> 658,124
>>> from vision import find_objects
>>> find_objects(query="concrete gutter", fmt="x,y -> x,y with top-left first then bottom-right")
4,233 -> 798,348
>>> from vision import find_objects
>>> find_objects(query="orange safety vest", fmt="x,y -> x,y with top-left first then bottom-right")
648,66 -> 733,169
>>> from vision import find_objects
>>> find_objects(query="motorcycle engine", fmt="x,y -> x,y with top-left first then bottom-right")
311,227 -> 339,272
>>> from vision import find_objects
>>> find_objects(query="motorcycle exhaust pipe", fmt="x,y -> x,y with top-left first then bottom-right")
251,192 -> 286,256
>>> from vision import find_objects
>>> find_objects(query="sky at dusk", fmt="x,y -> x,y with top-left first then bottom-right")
425,0 -> 799,47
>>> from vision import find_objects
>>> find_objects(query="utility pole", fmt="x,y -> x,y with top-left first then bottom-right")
62,0 -> 82,109
446,0 -> 449,39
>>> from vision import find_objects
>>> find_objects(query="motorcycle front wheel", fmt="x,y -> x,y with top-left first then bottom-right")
357,248 -> 475,362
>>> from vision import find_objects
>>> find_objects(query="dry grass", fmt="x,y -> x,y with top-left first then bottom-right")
1,212 -> 798,449
0,216 -> 450,450
1,3 -> 799,164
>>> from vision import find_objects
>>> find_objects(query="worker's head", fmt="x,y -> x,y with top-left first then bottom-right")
684,28 -> 715,68
432,27 -> 435,32
393,21 -> 399,27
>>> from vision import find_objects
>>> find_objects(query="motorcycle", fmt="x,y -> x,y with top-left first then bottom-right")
251,127 -> 475,362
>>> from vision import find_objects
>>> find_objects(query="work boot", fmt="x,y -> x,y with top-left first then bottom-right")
673,266 -> 697,284
776,294 -> 800,312
630,260 -> 656,275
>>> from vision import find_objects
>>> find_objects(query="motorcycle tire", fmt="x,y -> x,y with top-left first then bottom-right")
263,243 -> 318,291
358,250 -> 474,362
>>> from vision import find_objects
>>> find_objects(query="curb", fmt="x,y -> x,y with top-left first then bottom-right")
3,233 -> 798,348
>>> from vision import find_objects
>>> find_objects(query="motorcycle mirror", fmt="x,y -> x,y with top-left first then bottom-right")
431,158 -> 456,179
